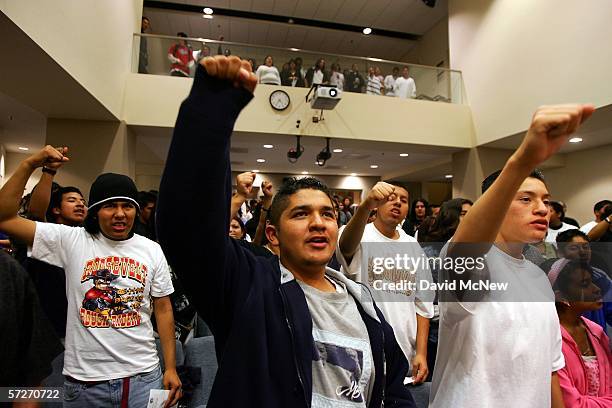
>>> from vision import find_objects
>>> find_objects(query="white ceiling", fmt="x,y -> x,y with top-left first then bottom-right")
0,91 -> 46,153
483,104 -> 612,153
132,125 -> 461,181
143,0 -> 448,61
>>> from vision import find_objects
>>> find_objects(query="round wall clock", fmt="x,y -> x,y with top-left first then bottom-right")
269,89 -> 290,111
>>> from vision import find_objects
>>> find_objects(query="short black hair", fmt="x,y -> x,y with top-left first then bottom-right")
594,200 -> 612,213
48,186 -> 84,222
556,229 -> 589,254
142,16 -> 150,21
138,191 -> 156,209
553,260 -> 594,301
481,168 -> 546,194
269,177 -> 333,227
177,32 -> 188,38
549,201 -> 564,218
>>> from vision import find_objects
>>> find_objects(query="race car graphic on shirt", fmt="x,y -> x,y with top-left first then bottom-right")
79,256 -> 148,328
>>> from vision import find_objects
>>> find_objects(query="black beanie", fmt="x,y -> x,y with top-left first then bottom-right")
88,173 -> 140,210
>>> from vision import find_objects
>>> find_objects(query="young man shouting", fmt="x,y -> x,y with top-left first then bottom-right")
157,55 -> 416,407
430,104 -> 594,408
0,150 -> 181,407
337,182 -> 434,384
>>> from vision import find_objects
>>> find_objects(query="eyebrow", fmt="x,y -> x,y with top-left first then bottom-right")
289,205 -> 335,212
517,190 -> 551,198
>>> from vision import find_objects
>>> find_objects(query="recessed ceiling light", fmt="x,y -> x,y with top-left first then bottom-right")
399,153 -> 409,157
370,164 -> 379,169
263,144 -> 274,149
18,146 -> 29,151
256,158 -> 266,163
445,174 -> 453,179
301,171 -> 309,175
350,173 -> 357,176
202,14 -> 213,19
362,27 -> 372,35
333,148 -> 343,153
203,7 -> 213,14
569,137 -> 583,143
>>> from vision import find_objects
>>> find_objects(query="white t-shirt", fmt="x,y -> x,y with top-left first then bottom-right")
393,76 -> 416,99
336,223 -> 434,361
383,75 -> 397,96
312,69 -> 324,85
329,72 -> 345,91
30,223 -> 174,381
430,243 -> 564,408
255,65 -> 281,85
580,221 -> 598,234
545,222 -> 577,244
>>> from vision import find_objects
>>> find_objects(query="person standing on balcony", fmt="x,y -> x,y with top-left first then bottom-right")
346,64 -> 365,93
281,59 -> 305,87
256,55 -> 281,85
366,66 -> 383,95
394,66 -> 417,99
168,32 -> 194,77
384,67 -> 400,96
329,63 -> 345,91
138,17 -> 150,74
305,58 -> 330,88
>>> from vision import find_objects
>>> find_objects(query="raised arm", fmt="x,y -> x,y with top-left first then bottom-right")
0,146 -> 68,246
230,171 -> 256,221
339,182 -> 396,264
449,105 -> 594,258
27,155 -> 66,221
157,56 -> 256,328
253,180 -> 273,246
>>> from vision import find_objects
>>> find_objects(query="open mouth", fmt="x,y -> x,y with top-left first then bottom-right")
390,208 -> 401,216
306,236 -> 329,249
112,223 -> 127,232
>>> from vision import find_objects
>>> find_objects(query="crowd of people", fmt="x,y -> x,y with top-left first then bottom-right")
140,18 -> 418,98
1,54 -> 611,407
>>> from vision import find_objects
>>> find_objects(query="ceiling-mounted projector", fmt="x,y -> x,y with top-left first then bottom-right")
310,86 -> 342,110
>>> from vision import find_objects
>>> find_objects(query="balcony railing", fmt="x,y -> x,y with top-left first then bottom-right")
133,33 -> 465,104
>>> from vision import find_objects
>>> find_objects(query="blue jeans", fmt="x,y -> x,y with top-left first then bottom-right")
63,365 -> 163,407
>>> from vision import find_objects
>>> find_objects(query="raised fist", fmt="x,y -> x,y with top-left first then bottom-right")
514,104 -> 594,168
261,181 -> 273,199
200,55 -> 257,93
236,171 -> 256,197
26,145 -> 69,169
364,182 -> 397,210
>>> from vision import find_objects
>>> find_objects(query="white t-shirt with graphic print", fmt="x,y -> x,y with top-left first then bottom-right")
336,223 -> 434,361
30,222 -> 174,381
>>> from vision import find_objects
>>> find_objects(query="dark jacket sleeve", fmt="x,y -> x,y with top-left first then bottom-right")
157,65 -> 255,338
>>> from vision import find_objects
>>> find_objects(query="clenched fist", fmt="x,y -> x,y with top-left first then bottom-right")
363,182 -> 397,210
200,55 -> 258,93
25,145 -> 69,169
514,104 -> 594,168
236,171 -> 256,197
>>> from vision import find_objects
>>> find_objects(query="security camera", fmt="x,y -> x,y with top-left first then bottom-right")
316,138 -> 332,167
287,135 -> 304,163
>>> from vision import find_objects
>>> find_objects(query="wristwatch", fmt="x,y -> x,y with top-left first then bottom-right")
42,167 -> 57,176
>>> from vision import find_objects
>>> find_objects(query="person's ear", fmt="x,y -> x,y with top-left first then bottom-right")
52,207 -> 61,215
266,223 -> 279,246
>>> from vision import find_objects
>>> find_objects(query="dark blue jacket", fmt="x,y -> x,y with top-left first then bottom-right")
158,66 -> 416,408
